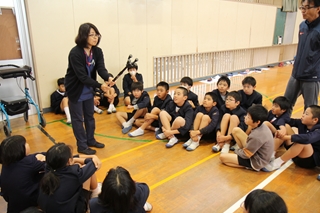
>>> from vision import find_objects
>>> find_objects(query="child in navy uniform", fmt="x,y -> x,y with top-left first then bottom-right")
180,76 -> 199,109
238,76 -> 262,111
183,92 -> 219,151
123,63 -> 143,106
0,135 -> 45,213
156,86 -> 194,148
116,82 -> 151,134
213,91 -> 247,153
263,105 -> 320,171
98,73 -> 120,114
129,81 -> 172,137
211,75 -> 230,109
50,77 -> 71,124
38,143 -> 101,213
220,105 -> 274,171
263,96 -> 291,158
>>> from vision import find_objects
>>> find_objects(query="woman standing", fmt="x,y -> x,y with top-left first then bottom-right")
65,23 -> 113,155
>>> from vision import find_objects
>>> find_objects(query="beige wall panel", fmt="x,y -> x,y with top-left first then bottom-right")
25,0 -> 75,109
267,46 -> 281,63
250,4 -> 275,48
293,11 -> 304,43
234,3 -> 253,49
117,0 -> 148,88
197,0 -> 220,52
72,0 -> 120,86
146,0 -> 172,87
171,0 -> 198,54
216,1 -> 238,51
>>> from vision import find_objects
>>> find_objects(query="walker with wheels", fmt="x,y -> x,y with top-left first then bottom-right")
0,64 -> 46,137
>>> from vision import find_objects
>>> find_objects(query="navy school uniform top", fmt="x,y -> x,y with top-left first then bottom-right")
188,91 -> 199,108
89,182 -> 149,213
288,119 -> 320,166
193,105 -> 219,135
238,90 -> 262,111
123,73 -> 143,97
216,104 -> 247,131
130,91 -> 152,112
267,110 -> 291,130
211,89 -> 228,109
0,154 -> 45,213
160,100 -> 194,136
152,94 -> 172,110
38,159 -> 97,213
50,90 -> 65,114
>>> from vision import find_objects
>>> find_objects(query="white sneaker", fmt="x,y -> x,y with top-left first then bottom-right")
212,144 -> 221,152
221,144 -> 230,154
128,128 -> 144,137
166,136 -> 178,148
112,105 -> 117,113
186,141 -> 199,151
183,138 -> 193,148
66,119 -> 71,124
144,202 -> 152,211
230,144 -> 239,151
107,108 -> 112,114
94,106 -> 103,114
156,133 -> 166,140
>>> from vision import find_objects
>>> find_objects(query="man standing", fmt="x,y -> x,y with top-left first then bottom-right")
284,0 -> 320,115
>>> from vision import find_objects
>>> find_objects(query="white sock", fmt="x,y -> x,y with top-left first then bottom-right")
127,117 -> 135,125
274,157 -> 284,168
91,184 -> 101,198
271,151 -> 276,159
64,107 -> 71,121
109,103 -> 114,109
122,122 -> 129,128
94,106 -> 99,112
154,127 -> 159,132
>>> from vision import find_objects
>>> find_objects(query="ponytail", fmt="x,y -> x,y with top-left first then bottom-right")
40,170 -> 60,195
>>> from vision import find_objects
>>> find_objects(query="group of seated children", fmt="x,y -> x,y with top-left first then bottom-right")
0,135 -> 152,213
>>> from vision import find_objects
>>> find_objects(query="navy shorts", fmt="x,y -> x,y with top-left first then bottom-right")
293,155 -> 316,169
237,155 -> 252,169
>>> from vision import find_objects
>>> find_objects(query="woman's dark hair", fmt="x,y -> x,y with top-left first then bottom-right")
247,104 -> 268,127
0,135 -> 26,166
98,166 -> 137,213
40,143 -> 72,195
75,23 -> 101,48
244,189 -> 287,213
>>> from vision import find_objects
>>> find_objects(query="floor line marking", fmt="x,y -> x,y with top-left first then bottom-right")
224,160 -> 293,213
36,125 -> 56,144
150,153 -> 219,190
100,140 -> 159,163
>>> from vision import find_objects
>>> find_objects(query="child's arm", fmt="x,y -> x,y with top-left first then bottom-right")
283,129 -> 320,145
254,92 -> 262,105
122,74 -> 131,95
234,136 -> 264,159
176,106 -> 195,136
134,94 -> 151,110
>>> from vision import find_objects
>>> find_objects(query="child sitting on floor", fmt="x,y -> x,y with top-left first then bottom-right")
183,92 -> 219,151
156,86 -> 194,148
128,81 -> 172,137
116,82 -> 151,134
211,75 -> 230,109
238,76 -> 262,111
219,105 -> 274,171
180,76 -> 199,109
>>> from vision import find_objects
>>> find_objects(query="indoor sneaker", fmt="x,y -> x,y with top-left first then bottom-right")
183,138 -> 193,148
156,133 -> 166,140
166,136 -> 178,148
122,125 -> 132,134
186,141 -> 199,151
212,143 -> 221,152
144,202 -> 153,212
230,144 -> 239,151
128,128 -> 144,137
112,106 -> 117,113
221,144 -> 230,153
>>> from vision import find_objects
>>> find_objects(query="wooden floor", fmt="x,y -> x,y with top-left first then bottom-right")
1,65 -> 320,213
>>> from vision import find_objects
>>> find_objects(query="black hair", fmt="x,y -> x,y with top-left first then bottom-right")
308,105 -> 320,121
75,23 -> 101,48
244,189 -> 287,213
131,82 -> 143,91
205,92 -> 218,103
57,77 -> 65,86
0,135 -> 26,166
226,91 -> 242,103
156,81 -> 169,91
98,166 -> 137,213
176,86 -> 188,97
180,76 -> 193,86
127,63 -> 138,71
40,143 -> 72,195
301,0 -> 320,7
273,96 -> 292,111
217,75 -> 231,87
109,73 -> 114,78
247,104 -> 268,126
242,76 -> 256,87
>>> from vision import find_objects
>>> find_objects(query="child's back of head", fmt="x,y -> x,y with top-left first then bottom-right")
242,76 -> 256,87
273,96 -> 292,111
99,166 -> 136,213
0,135 -> 26,166
247,104 -> 268,126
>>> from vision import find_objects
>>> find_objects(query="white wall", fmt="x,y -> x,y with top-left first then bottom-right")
25,0 -> 293,109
